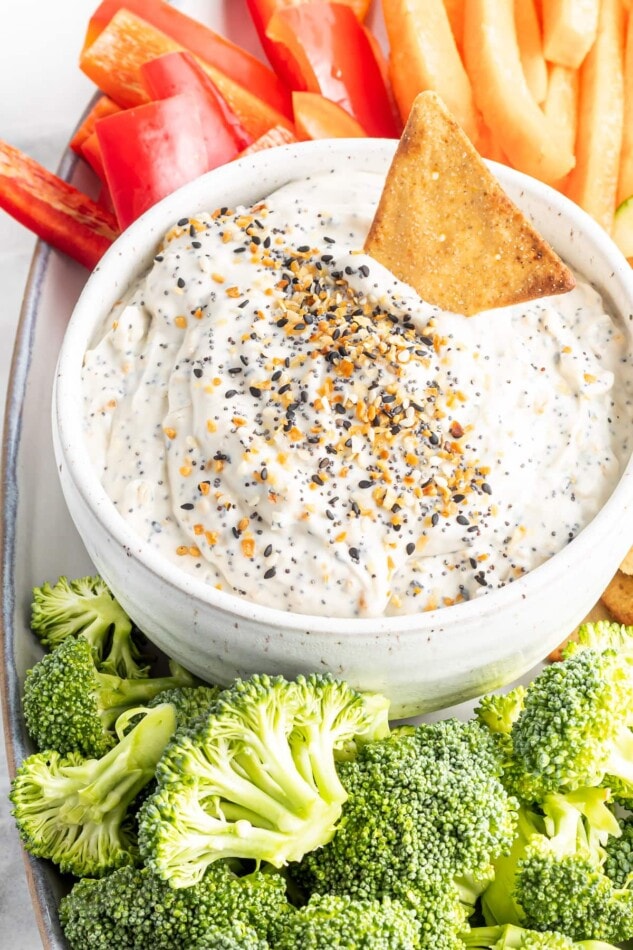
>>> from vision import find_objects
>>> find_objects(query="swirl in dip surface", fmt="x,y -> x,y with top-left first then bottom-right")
83,171 -> 632,618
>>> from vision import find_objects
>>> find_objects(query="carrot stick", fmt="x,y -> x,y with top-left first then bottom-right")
463,0 -> 575,185
80,9 -> 294,140
514,0 -> 548,104
292,92 -> 367,140
566,0 -> 625,232
70,96 -> 121,153
543,63 -> 579,161
382,0 -> 481,145
442,0 -> 465,53
617,11 -> 633,205
542,0 -> 600,69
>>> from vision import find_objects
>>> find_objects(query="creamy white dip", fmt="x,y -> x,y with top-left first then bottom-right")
83,171 -> 632,618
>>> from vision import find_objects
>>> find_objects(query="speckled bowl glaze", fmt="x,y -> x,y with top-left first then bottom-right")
52,139 -> 633,718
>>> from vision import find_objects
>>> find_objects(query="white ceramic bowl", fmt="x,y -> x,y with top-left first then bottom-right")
52,139 -> 633,718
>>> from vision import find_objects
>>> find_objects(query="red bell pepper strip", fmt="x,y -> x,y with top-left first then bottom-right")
70,95 -> 121,154
84,0 -> 292,119
292,91 -> 367,140
237,125 -> 298,156
80,131 -> 107,182
140,52 -> 251,168
0,140 -> 119,269
80,9 -> 295,141
95,92 -> 208,230
265,2 -> 400,138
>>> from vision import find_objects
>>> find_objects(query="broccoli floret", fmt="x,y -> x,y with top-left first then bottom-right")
506,648 -> 633,803
604,813 -> 633,889
291,719 -> 517,939
482,788 -> 633,943
138,673 -> 390,887
192,921 -> 270,949
476,687 -> 527,736
23,635 -> 197,757
566,621 -> 633,660
31,575 -> 148,679
274,893 -> 421,949
59,862 -> 292,950
10,703 -> 176,878
147,685 -> 221,730
463,923 -> 620,948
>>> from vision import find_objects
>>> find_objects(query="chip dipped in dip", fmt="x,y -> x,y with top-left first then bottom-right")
82,171 -> 633,618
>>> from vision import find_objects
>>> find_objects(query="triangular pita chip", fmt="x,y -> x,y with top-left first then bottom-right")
364,91 -> 575,315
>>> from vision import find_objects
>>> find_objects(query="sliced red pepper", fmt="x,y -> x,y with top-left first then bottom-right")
141,51 -> 251,168
0,140 -> 119,269
265,2 -> 400,138
70,95 -> 121,154
292,91 -> 367,140
237,125 -> 298,156
95,92 -> 208,229
80,9 -> 294,141
80,131 -> 107,182
84,0 -> 292,119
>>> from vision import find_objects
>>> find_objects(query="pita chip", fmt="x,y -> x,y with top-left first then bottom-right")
364,91 -> 575,316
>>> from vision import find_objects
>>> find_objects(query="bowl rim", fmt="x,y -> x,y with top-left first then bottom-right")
54,137 -> 633,636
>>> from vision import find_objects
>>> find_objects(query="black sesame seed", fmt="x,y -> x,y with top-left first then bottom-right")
250,386 -> 262,398
406,542 -> 415,555
431,513 -> 439,526
456,515 -> 470,526
264,544 -> 273,557
264,566 -> 276,579
359,480 -> 372,489
177,277 -> 186,288
193,367 -> 203,378
349,547 -> 360,562
180,503 -> 194,510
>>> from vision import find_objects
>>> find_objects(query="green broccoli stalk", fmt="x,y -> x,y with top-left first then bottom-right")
23,636 -> 197,757
138,673 -> 390,887
507,648 -> 633,803
291,719 -> 517,943
31,575 -> 148,679
463,923 -> 620,948
274,893 -> 421,949
481,788 -> 633,944
59,862 -> 293,950
10,703 -> 176,878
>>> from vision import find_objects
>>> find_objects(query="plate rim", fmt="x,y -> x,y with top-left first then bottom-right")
0,140 -> 87,950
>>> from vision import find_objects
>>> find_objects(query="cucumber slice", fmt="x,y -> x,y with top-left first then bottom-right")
613,195 -> 633,259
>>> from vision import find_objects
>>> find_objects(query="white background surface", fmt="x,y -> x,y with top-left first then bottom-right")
0,2 -> 264,944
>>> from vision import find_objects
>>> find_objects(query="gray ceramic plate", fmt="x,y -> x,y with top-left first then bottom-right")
0,145 -> 96,947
